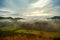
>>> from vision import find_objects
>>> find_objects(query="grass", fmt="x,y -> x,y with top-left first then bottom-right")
0,27 -> 60,38
0,27 -> 60,40
0,17 -> 60,40
47,32 -> 60,38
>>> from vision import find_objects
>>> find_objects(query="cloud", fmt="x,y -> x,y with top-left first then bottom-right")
28,0 -> 38,3
0,0 -> 60,18
0,9 -> 13,13
22,11 -> 53,17
23,0 -> 53,18
0,0 -> 29,17
24,0 -> 60,18
5,0 -> 28,12
0,8 -> 15,17
28,0 -> 51,9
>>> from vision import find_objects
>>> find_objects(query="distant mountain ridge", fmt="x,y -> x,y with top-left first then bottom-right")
0,17 -> 23,20
0,17 -> 23,28
51,16 -> 60,19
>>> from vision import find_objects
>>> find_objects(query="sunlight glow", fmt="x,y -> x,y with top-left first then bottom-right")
29,0 -> 50,8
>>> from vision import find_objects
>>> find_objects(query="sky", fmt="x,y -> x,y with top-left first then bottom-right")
0,0 -> 60,18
